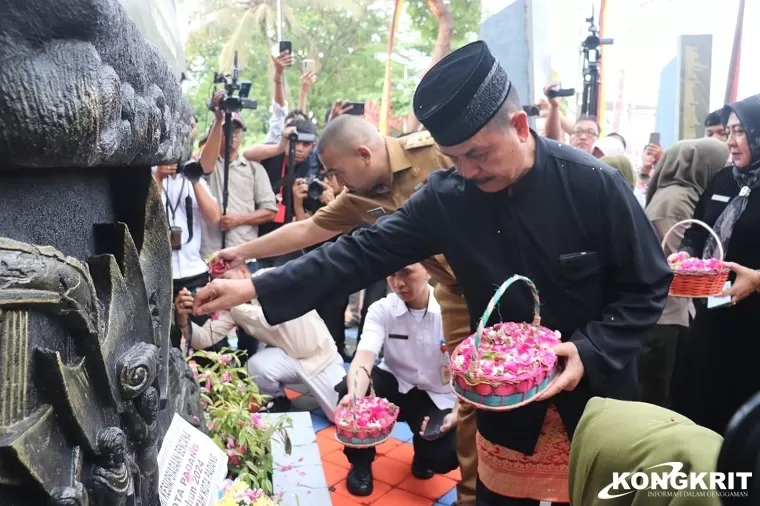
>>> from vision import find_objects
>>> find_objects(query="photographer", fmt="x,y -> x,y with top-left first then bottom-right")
258,118 -> 318,253
292,161 -> 341,221
154,157 -> 220,348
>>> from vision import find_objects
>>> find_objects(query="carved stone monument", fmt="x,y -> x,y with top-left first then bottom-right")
0,0 -> 203,504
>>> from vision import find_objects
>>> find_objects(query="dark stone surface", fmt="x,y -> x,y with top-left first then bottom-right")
0,0 -> 201,504
0,0 -> 192,170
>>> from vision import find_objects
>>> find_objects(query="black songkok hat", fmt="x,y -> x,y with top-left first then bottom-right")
413,40 -> 511,147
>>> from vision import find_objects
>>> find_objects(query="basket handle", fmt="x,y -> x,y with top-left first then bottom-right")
662,219 -> 724,261
352,365 -> 374,405
473,275 -> 541,370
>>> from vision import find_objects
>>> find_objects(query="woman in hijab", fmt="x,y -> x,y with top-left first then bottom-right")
640,139 -> 728,408
601,155 -> 636,188
670,94 -> 760,435
570,397 -> 723,506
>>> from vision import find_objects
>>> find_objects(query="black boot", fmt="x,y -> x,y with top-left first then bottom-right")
346,463 -> 373,496
411,457 -> 434,480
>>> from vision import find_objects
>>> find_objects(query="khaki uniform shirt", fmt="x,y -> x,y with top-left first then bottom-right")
201,156 -> 279,257
311,132 -> 458,290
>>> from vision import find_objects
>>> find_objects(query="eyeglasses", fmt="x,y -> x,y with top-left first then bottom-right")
571,129 -> 599,138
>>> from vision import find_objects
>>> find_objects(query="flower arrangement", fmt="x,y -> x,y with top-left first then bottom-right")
668,252 -> 723,272
334,368 -> 399,447
193,349 -> 292,494
335,396 -> 398,432
450,275 -> 562,411
451,322 -> 561,384
216,479 -> 282,506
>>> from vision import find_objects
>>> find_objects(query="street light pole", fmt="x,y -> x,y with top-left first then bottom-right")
276,0 -> 284,41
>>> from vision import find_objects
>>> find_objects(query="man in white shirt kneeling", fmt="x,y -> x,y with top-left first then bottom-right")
337,263 -> 459,497
175,267 -> 346,420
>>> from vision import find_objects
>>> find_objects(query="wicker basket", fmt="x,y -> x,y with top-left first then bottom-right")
664,219 -> 729,298
450,275 -> 560,412
334,366 -> 399,448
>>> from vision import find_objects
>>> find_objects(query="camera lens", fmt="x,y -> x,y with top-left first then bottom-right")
308,179 -> 323,199
181,161 -> 203,183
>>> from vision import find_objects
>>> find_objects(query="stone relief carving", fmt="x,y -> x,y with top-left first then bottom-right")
0,0 -> 201,504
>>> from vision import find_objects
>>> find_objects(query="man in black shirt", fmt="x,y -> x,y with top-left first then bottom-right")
194,41 -> 671,505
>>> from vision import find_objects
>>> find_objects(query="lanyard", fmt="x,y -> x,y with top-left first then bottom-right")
163,176 -> 187,224
277,157 -> 287,198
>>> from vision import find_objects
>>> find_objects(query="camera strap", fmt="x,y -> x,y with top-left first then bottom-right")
184,195 -> 194,245
163,177 -> 187,226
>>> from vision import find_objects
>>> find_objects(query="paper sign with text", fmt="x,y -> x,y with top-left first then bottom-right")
158,413 -> 228,506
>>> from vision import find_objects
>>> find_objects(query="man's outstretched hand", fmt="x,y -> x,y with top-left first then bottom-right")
210,247 -> 246,274
193,278 -> 256,315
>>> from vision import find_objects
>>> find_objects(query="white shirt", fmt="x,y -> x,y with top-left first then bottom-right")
357,289 -> 456,410
155,170 -> 215,280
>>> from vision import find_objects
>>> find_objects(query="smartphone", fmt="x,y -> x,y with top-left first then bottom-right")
279,40 -> 292,55
302,59 -> 315,74
346,101 -> 365,116
421,411 -> 447,441
648,132 -> 661,146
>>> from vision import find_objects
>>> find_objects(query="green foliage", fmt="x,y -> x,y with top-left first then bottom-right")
405,0 -> 482,52
194,349 -> 292,494
182,0 -> 483,145
184,0 -> 406,145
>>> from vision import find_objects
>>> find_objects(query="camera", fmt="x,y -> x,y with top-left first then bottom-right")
179,160 -> 203,183
287,131 -> 316,144
208,51 -> 258,114
305,149 -> 325,199
546,86 -> 576,99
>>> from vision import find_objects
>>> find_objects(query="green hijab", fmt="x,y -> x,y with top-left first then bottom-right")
601,155 -> 636,188
570,397 -> 724,506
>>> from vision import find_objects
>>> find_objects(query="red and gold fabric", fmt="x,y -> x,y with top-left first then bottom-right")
476,404 -> 570,502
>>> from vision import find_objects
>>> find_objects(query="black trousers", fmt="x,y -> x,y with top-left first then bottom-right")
356,280 -> 388,348
317,295 -> 348,352
335,367 -> 458,473
476,479 -> 569,506
638,324 -> 684,408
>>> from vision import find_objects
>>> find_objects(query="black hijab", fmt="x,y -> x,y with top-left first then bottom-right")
703,94 -> 760,259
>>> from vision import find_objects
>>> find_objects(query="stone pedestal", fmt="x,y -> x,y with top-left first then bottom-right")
0,0 -> 201,504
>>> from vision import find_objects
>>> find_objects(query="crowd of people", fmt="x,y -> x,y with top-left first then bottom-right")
160,39 -> 760,505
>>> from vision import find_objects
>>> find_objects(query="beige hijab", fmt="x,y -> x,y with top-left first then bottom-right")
645,138 -> 728,222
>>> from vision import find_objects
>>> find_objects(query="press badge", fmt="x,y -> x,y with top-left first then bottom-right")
707,281 -> 732,309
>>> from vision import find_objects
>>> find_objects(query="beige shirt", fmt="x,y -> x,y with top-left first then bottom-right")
190,303 -> 338,379
311,132 -> 458,290
201,156 -> 278,257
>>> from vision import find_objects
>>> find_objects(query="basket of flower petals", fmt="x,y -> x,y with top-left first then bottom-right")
334,366 -> 399,448
450,275 -> 562,411
664,219 -> 729,298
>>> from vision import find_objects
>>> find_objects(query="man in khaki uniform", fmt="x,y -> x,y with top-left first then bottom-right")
215,115 -> 476,505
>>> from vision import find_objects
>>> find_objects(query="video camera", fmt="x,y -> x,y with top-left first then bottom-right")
579,7 -> 613,116
582,12 -> 614,53
209,51 -> 258,113
545,85 -> 575,100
